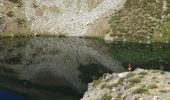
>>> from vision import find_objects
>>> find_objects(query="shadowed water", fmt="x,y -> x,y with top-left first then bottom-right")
0,37 -> 170,100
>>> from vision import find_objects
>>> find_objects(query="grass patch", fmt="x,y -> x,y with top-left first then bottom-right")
101,83 -> 106,89
8,0 -> 21,3
126,72 -> 136,78
138,71 -> 148,75
93,74 -> 106,88
101,95 -> 112,100
160,71 -> 165,74
106,85 -> 115,90
124,84 -> 134,90
152,77 -> 157,79
138,75 -> 145,78
95,74 -> 108,88
147,83 -> 158,89
93,79 -> 102,87
102,73 -> 107,79
132,86 -> 148,94
49,6 -> 61,13
134,97 -> 141,100
152,70 -> 165,74
162,22 -> 170,39
118,77 -> 126,85
159,90 -> 168,93
128,76 -> 141,84
115,93 -> 122,100
152,70 -> 161,73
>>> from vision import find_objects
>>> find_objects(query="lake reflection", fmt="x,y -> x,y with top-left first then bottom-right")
0,37 -> 170,100
0,37 -> 125,100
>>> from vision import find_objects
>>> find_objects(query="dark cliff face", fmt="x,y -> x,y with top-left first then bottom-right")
109,0 -> 170,42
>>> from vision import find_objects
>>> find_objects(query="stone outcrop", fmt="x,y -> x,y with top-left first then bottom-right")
82,69 -> 170,100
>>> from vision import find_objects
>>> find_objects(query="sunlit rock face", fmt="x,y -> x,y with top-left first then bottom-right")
24,0 -> 126,36
0,37 -> 125,94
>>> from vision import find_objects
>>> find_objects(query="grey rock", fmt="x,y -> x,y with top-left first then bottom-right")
82,69 -> 170,100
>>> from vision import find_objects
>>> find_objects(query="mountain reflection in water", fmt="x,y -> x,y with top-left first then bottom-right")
0,37 -> 170,100
0,37 -> 124,100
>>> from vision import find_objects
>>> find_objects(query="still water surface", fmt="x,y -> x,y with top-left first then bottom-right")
0,37 -> 170,100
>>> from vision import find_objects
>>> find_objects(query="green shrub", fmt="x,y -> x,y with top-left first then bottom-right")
101,95 -> 112,100
93,79 -> 102,87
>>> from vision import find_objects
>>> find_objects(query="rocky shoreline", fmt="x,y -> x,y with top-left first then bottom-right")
81,68 -> 170,100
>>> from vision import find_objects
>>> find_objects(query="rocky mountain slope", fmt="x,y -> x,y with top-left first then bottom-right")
108,0 -> 170,42
0,0 -> 170,42
81,69 -> 170,100
0,0 -> 126,37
